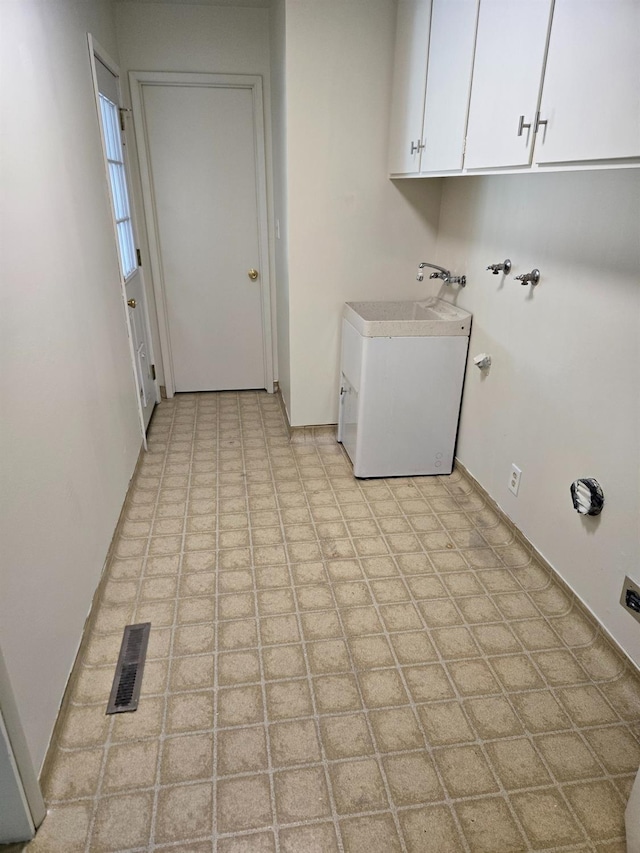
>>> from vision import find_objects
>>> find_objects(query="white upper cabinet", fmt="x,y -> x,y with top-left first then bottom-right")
420,0 -> 479,173
534,0 -> 640,164
388,0 -> 432,175
388,0 -> 640,176
465,0 -> 554,170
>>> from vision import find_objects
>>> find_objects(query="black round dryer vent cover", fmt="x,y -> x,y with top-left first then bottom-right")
570,478 -> 604,516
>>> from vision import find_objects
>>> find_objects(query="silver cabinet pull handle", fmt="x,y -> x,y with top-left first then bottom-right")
517,115 -> 532,137
410,140 -> 425,154
534,111 -> 548,133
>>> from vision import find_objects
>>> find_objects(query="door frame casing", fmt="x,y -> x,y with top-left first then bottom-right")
87,36 -> 160,443
129,71 -> 275,398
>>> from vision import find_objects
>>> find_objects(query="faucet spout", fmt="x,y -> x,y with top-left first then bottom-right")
418,261 -> 450,281
417,261 -> 466,288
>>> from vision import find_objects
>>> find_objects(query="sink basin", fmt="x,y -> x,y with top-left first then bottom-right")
343,298 -> 471,337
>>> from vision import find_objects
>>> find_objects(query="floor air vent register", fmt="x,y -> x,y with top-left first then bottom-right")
106,622 -> 151,714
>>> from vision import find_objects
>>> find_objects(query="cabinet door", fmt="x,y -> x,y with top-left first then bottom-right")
465,0 -> 553,169
338,375 -> 359,465
420,0 -> 479,173
535,0 -> 640,164
388,0 -> 432,174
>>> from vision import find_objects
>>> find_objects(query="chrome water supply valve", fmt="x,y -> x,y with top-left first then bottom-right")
486,259 -> 512,275
515,268 -> 540,286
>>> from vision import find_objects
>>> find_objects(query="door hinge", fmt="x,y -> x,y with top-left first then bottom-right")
136,248 -> 142,266
118,107 -> 131,132
151,364 -> 156,381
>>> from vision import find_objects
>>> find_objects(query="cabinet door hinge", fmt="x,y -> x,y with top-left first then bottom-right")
136,248 -> 142,266
151,364 -> 156,381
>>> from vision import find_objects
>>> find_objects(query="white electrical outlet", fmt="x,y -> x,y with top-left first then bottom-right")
508,464 -> 522,496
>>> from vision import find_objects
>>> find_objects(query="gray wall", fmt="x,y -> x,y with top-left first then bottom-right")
435,169 -> 640,663
0,0 -> 142,769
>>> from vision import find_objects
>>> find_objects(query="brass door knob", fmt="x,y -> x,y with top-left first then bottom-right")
248,269 -> 259,281
127,298 -> 137,308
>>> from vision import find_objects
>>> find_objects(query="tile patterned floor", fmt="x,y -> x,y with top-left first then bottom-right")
23,391 -> 640,852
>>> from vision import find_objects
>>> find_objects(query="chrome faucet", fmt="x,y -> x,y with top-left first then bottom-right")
514,268 -> 540,286
418,262 -> 449,282
486,259 -> 512,275
417,262 -> 466,287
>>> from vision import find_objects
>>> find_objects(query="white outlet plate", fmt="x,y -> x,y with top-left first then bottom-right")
508,464 -> 522,496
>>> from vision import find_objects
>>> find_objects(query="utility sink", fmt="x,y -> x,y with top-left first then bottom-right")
343,298 -> 471,337
339,297 -> 472,477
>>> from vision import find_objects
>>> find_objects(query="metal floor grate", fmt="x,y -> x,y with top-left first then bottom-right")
106,622 -> 151,714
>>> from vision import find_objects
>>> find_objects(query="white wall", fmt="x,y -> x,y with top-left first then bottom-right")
114,2 -> 274,389
269,0 -> 291,414
114,1 -> 443,426
116,2 -> 269,74
116,1 -> 271,74
0,0 -> 142,769
433,169 -> 640,664
284,0 -> 442,426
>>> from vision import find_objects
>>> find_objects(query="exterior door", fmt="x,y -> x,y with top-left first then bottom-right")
90,40 -> 157,429
0,648 -> 45,843
131,73 -> 273,394
0,714 -> 31,843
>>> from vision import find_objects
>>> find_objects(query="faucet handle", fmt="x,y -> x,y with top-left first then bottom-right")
486,259 -> 512,275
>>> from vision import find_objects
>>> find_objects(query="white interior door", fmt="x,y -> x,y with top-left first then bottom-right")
132,74 -> 272,394
90,39 -> 157,430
